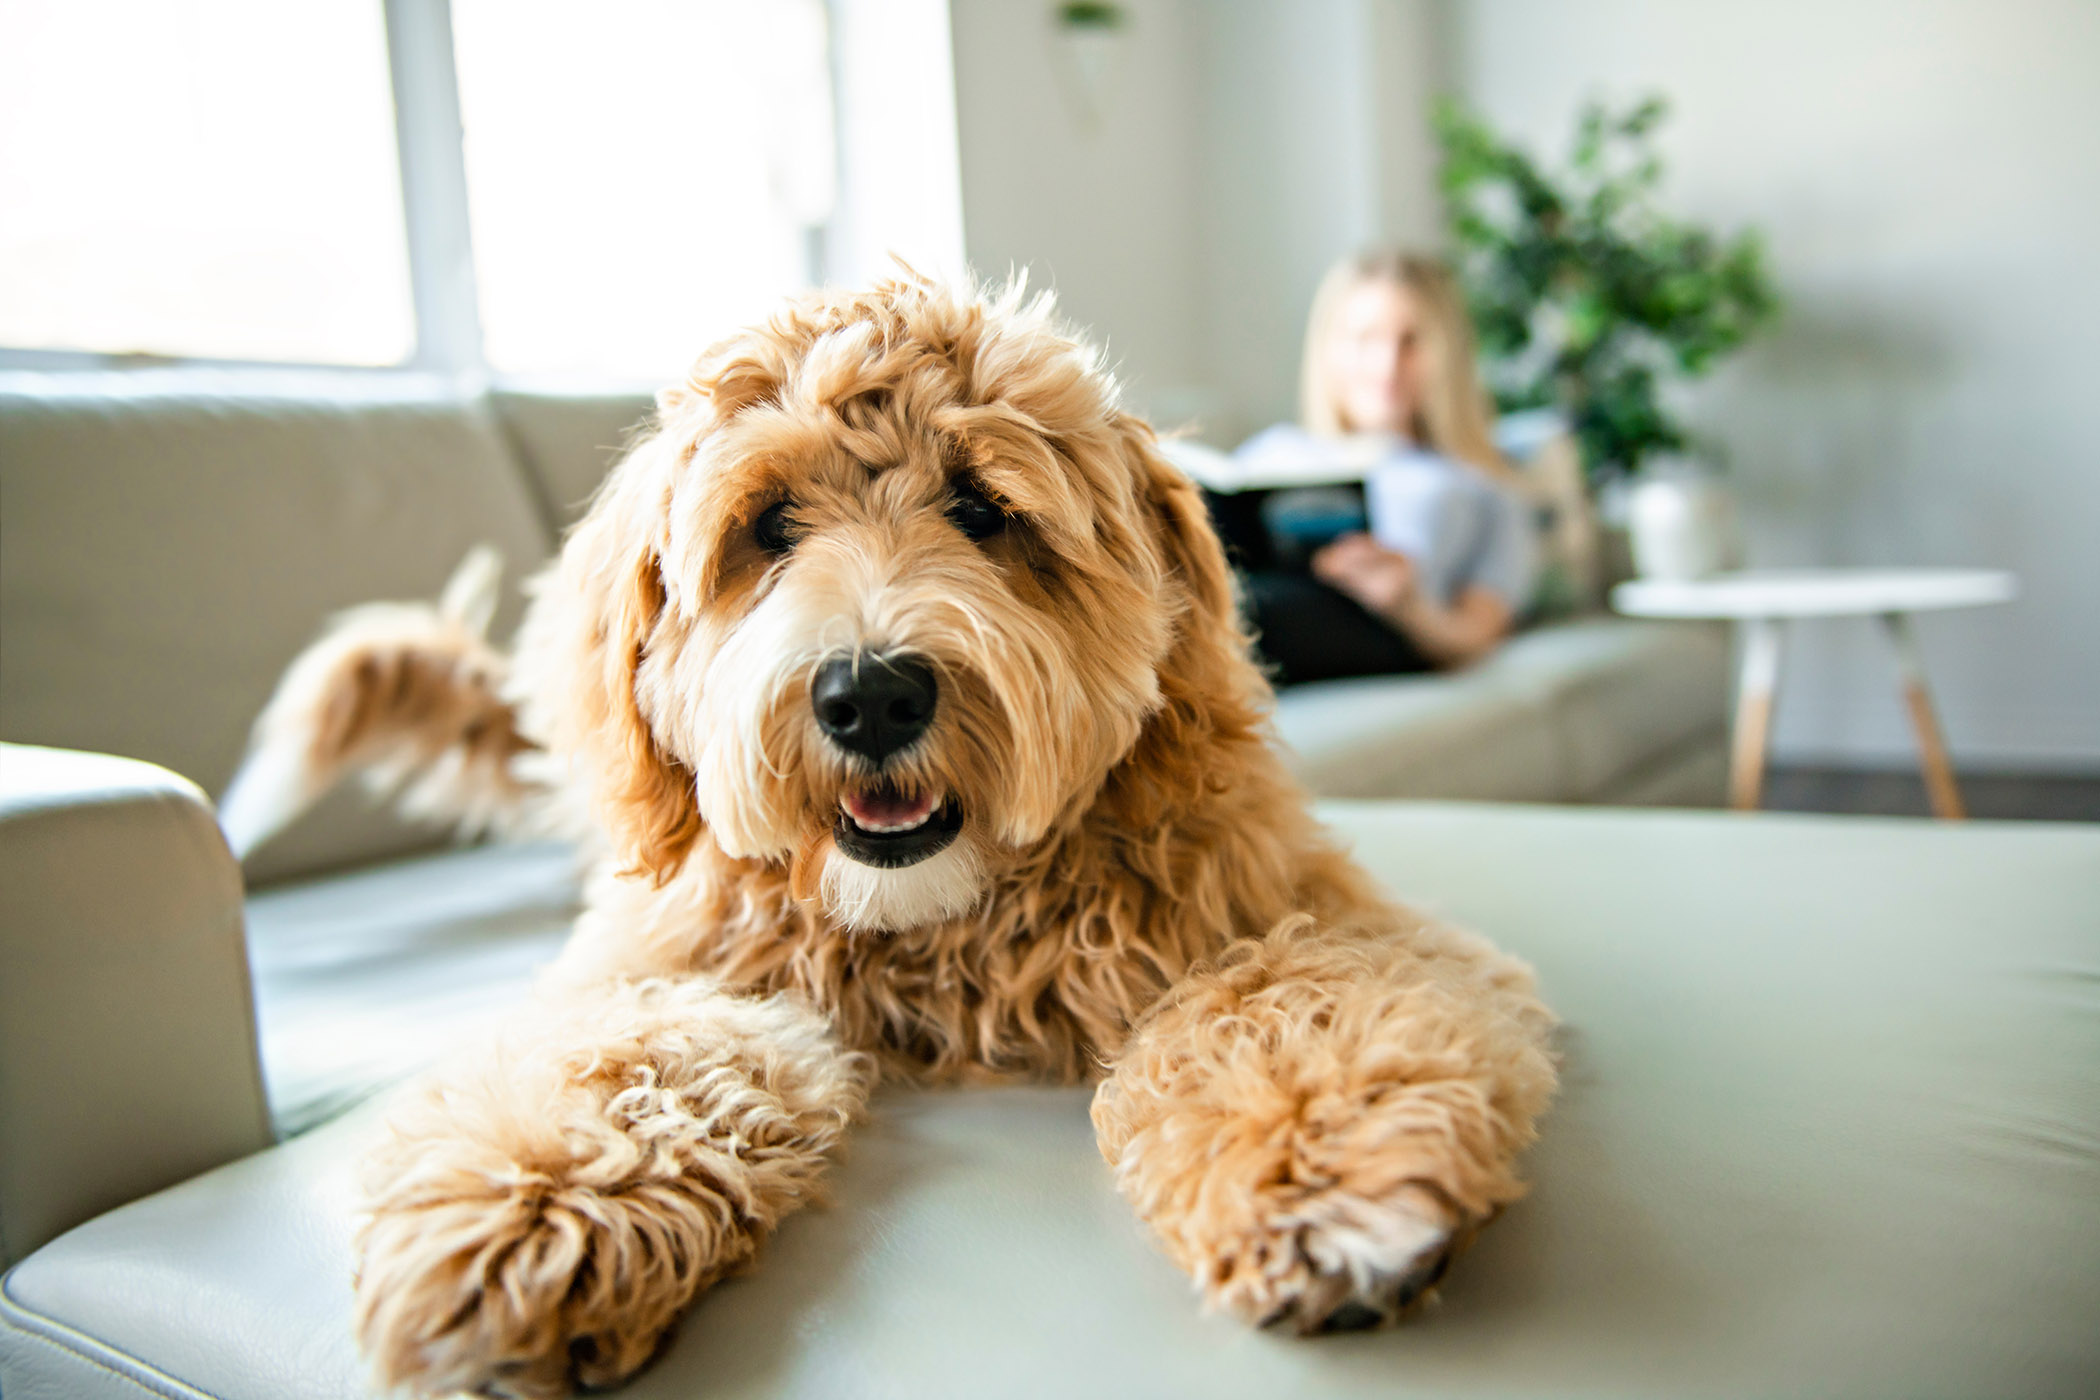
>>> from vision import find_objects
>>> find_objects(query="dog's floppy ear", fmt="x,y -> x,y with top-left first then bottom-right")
1109,412 -> 1272,802
1116,413 -> 1239,643
521,432 -> 703,883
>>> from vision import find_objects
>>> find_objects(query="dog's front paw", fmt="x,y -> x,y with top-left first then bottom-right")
1093,918 -> 1554,1339
350,978 -> 869,1397
1218,1181 -> 1463,1334
354,1169 -> 736,1399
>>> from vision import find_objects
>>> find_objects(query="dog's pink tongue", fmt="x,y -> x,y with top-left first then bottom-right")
843,789 -> 939,827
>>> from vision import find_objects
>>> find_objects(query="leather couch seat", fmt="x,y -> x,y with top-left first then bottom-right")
245,840 -> 581,1137
6,802 -> 2095,1399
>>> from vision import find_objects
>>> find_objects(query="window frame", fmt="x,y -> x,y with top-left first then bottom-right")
0,0 -> 843,382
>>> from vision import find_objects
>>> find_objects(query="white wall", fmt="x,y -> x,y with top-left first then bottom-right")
830,0 -> 968,290
1448,0 -> 2100,769
946,0 -> 1445,441
1191,0 -> 1447,442
946,0 -> 1210,424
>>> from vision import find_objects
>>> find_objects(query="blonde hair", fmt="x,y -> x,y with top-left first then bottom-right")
1298,250 -> 1512,481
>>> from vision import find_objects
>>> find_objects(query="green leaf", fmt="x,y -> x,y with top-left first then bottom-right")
1434,93 -> 1779,487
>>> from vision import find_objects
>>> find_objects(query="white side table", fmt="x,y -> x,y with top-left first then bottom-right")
1612,569 -> 2018,818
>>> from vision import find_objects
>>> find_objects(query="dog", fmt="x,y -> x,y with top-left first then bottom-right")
226,274 -> 1558,1398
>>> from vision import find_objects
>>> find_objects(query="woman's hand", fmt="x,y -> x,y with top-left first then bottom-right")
1313,533 -> 1514,669
1312,532 -> 1417,617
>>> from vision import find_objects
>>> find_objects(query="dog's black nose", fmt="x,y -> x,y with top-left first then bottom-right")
811,653 -> 938,764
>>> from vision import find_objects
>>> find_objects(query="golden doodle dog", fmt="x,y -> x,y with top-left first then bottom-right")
228,274 -> 1558,1398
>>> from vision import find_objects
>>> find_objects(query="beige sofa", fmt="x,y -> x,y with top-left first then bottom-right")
0,369 -> 1723,1139
4,374 -> 2093,1397
4,751 -> 2095,1399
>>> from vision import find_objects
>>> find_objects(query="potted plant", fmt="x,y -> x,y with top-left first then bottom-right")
1434,96 -> 1780,578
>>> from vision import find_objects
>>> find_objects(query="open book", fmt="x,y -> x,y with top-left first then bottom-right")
1156,410 -> 1566,492
1154,434 -> 1391,493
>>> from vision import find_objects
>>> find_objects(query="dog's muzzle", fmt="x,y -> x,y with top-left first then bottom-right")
814,652 -> 962,868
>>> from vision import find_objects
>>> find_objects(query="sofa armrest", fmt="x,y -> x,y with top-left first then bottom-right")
0,745 -> 272,1267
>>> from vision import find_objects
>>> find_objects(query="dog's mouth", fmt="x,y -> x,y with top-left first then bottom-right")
834,783 -> 963,868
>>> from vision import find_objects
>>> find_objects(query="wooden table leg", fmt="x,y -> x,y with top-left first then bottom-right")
1879,611 -> 1967,819
1730,617 -> 1784,811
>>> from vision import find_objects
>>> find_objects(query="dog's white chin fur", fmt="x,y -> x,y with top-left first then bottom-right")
819,835 -> 987,933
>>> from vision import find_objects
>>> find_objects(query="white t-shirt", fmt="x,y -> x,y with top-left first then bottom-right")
1234,424 -> 1537,608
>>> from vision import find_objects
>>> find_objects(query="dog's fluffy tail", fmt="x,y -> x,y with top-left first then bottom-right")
218,547 -> 554,859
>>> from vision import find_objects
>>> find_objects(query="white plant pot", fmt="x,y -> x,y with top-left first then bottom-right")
1627,471 -> 1738,580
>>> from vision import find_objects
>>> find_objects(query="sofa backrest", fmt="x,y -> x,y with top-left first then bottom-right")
0,371 -> 638,884
489,387 -> 656,531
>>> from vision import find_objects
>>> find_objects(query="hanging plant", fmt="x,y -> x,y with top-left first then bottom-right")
1054,2 -> 1126,28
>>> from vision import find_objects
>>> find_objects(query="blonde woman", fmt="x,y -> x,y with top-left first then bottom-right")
1215,251 -> 1535,685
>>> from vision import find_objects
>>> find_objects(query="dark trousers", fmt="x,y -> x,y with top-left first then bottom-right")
1200,488 -> 1430,688
1240,572 -> 1431,687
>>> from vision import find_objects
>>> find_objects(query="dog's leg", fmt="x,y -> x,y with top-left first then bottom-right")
354,976 -> 871,1399
1091,914 -> 1557,1333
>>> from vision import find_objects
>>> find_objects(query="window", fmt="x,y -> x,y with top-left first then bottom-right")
0,0 -> 964,378
0,0 -> 414,364
452,0 -> 834,380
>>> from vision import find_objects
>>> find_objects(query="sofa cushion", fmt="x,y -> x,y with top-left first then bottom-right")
1489,616 -> 1730,801
1588,732 -> 1730,808
5,804 -> 2095,1399
0,371 -> 556,884
1275,670 -> 1564,800
489,387 -> 655,530
244,839 -> 581,1138
1274,616 -> 1727,804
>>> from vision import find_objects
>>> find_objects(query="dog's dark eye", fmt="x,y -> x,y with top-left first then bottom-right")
945,478 -> 1008,543
753,499 -> 802,554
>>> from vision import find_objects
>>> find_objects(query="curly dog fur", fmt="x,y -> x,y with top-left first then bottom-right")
233,273 -> 1557,1397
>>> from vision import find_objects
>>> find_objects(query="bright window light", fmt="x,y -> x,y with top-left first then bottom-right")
451,0 -> 836,382
828,0 -> 968,292
0,0 -> 414,364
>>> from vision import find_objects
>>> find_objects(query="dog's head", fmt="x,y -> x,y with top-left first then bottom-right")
524,275 -> 1247,931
